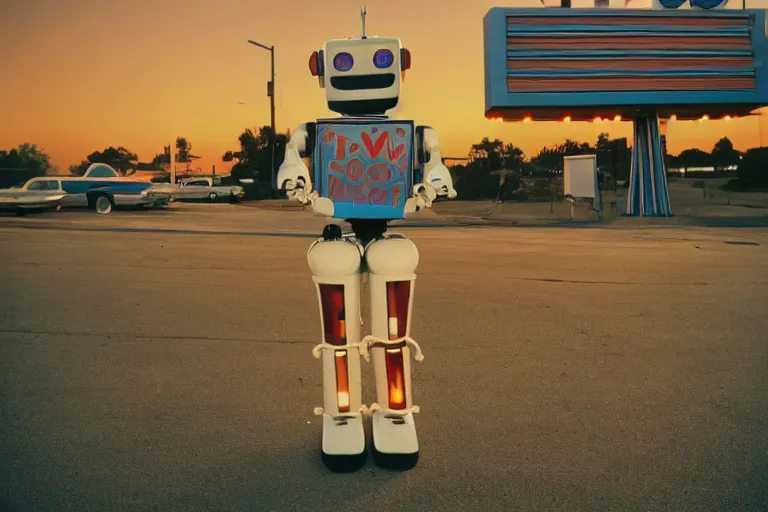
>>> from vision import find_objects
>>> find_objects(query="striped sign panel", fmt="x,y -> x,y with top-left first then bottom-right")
506,13 -> 754,93
483,8 -> 768,121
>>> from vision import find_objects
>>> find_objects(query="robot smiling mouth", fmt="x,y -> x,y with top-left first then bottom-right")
330,74 -> 396,90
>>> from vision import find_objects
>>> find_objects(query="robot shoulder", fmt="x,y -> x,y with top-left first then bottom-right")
415,125 -> 435,166
298,122 -> 317,159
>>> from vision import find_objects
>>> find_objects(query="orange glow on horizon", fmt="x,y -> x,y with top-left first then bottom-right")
1,0 -> 765,170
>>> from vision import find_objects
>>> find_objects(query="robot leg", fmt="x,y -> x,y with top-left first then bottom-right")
308,225 -> 367,472
362,233 -> 424,470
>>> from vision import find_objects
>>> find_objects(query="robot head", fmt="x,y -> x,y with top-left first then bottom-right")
309,37 -> 411,116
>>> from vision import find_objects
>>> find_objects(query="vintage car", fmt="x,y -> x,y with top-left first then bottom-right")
14,164 -> 174,214
0,182 -> 65,216
170,176 -> 246,203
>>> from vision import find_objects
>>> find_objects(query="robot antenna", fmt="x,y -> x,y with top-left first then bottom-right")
360,6 -> 367,39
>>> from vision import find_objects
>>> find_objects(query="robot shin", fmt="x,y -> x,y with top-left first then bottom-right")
313,273 -> 364,416
365,235 -> 421,415
364,235 -> 423,463
308,237 -> 367,465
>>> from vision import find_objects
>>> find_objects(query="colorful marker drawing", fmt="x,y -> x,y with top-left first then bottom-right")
315,121 -> 414,220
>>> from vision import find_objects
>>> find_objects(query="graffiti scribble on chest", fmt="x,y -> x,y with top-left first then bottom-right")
323,127 -> 409,206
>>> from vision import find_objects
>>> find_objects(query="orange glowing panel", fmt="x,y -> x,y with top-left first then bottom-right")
385,281 -> 411,410
386,351 -> 406,409
335,350 -> 350,413
319,284 -> 350,413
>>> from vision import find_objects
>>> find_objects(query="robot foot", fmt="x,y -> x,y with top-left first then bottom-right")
320,412 -> 367,473
370,410 -> 419,471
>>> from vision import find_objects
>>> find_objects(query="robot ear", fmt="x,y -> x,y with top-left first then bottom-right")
309,51 -> 324,77
401,48 -> 411,71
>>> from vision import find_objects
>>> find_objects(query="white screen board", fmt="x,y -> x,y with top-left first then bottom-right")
564,155 -> 598,200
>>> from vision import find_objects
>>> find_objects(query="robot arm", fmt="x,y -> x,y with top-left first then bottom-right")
277,123 -> 317,204
411,127 -> 457,210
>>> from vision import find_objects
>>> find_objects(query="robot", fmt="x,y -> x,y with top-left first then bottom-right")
276,9 -> 457,472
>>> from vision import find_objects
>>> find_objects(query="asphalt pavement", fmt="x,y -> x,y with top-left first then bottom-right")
1,205 -> 767,511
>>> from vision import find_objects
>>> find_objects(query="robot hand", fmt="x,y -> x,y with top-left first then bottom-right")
278,165 -> 318,205
408,162 -> 456,211
277,163 -> 316,205
426,161 -> 458,200
277,124 -> 317,205
411,183 -> 437,209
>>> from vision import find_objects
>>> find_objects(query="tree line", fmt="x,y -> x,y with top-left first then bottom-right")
450,133 -> 765,200
2,128 -> 766,193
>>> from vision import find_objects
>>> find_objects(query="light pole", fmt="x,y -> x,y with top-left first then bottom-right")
247,39 -> 276,197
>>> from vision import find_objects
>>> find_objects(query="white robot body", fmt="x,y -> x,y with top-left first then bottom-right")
278,10 -> 454,472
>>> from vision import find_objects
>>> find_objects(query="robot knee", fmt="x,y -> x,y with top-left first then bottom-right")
308,238 -> 364,277
364,236 -> 419,276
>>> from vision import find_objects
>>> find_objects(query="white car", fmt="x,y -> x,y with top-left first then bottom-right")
173,176 -> 246,203
0,180 -> 65,216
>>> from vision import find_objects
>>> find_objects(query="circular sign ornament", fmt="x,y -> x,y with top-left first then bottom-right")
658,0 -> 687,7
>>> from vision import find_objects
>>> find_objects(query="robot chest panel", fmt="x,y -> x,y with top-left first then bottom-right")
312,119 -> 415,220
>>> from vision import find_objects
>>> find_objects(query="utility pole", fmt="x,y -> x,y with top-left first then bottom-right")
270,47 -> 276,197
170,143 -> 176,184
248,39 -> 276,198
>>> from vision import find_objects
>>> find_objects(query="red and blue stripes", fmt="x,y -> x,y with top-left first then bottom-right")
483,8 -> 768,121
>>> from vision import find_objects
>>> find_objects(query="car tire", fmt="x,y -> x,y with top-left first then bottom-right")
208,192 -> 218,202
95,194 -> 114,215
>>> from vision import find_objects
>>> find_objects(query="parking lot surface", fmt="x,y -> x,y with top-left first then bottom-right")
1,205 -> 767,511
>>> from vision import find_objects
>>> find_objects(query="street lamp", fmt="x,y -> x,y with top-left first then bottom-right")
247,39 -> 276,197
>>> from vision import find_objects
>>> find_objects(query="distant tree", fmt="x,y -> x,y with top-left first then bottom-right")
468,138 -> 504,171
150,137 -> 200,170
0,143 -> 53,176
1,143 -> 54,187
735,147 -> 768,189
70,146 -> 138,176
0,149 -> 24,171
502,143 -> 525,172
531,139 -> 593,171
675,148 -> 711,170
223,126 -> 289,185
452,137 -> 528,200
710,137 -> 740,171
595,133 -> 631,181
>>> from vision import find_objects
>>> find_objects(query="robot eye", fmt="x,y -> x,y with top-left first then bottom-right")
333,52 -> 354,72
373,49 -> 394,69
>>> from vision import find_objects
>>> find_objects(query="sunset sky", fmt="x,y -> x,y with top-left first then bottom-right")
3,0 -> 768,173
